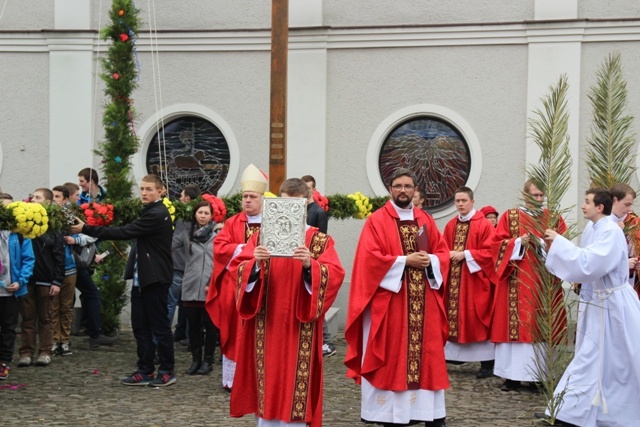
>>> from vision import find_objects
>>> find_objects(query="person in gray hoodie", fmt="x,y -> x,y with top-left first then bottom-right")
172,200 -> 218,375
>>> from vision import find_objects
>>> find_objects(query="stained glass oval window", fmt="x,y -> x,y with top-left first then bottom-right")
379,117 -> 471,211
146,116 -> 230,199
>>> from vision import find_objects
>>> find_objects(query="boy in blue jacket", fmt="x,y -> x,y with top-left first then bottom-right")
0,193 -> 35,380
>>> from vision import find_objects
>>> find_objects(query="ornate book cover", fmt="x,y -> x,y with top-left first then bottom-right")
260,197 -> 307,257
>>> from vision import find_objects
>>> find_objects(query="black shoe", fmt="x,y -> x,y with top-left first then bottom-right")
500,379 -> 522,391
197,357 -> 213,375
534,412 -> 577,426
476,367 -> 494,378
526,381 -> 542,394
445,360 -> 465,365
185,359 -> 201,375
90,334 -> 118,349
425,418 -> 446,427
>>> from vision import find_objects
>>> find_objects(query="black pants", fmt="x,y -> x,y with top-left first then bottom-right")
130,283 -> 174,374
184,305 -> 218,359
0,296 -> 19,364
75,267 -> 102,338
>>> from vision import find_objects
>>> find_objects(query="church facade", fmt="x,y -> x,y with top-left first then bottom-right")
2,0 -> 640,327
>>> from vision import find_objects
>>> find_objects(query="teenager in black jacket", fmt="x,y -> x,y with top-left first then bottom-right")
71,174 -> 175,387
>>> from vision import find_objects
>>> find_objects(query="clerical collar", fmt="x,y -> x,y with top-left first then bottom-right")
458,209 -> 476,222
247,213 -> 262,223
391,201 -> 414,221
610,213 -> 626,223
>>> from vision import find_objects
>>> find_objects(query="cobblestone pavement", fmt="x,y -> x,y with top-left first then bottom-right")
1,331 -> 546,426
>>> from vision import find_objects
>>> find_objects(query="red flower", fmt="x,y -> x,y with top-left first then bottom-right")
119,33 -> 129,42
81,202 -> 115,226
201,194 -> 227,223
313,190 -> 329,212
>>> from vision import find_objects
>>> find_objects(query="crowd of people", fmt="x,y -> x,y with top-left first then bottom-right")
1,165 -> 640,426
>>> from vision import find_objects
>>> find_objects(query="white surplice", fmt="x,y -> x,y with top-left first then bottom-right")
545,217 -> 640,427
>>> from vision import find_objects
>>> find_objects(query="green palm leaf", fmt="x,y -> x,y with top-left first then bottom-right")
586,51 -> 636,188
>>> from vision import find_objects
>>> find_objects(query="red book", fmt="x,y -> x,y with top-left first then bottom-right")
416,224 -> 430,253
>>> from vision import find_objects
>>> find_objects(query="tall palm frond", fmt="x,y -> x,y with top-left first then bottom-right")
525,75 -> 577,425
527,74 -> 573,229
586,51 -> 636,189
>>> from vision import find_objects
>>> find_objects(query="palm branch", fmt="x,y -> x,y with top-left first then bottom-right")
524,75 -> 577,424
586,51 -> 636,189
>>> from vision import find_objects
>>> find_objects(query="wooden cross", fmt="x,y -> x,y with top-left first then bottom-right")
269,0 -> 288,194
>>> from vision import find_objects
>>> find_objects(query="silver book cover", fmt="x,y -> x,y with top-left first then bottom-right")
260,197 -> 307,257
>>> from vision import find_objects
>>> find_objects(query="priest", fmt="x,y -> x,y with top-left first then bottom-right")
205,163 -> 268,391
345,168 -> 450,427
229,178 -> 345,427
443,186 -> 496,378
490,180 -> 567,392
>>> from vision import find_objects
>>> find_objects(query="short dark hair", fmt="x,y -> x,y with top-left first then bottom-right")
64,182 -> 80,193
52,185 -> 69,199
610,183 -> 636,201
279,178 -> 309,198
388,168 -> 417,187
182,184 -> 201,200
301,175 -> 316,189
454,186 -> 474,200
34,188 -> 53,201
586,188 -> 613,215
141,174 -> 165,190
0,193 -> 13,201
78,168 -> 100,185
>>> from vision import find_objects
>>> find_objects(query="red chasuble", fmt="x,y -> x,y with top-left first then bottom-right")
345,201 -> 450,391
229,227 -> 345,427
623,213 -> 640,299
490,208 -> 567,344
443,211 -> 496,343
205,212 -> 259,362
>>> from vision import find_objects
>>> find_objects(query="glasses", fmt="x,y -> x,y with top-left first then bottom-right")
391,185 -> 415,191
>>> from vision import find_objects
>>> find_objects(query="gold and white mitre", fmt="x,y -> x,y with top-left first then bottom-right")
241,164 -> 268,194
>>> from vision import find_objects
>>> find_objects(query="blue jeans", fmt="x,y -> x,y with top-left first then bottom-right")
167,271 -> 183,326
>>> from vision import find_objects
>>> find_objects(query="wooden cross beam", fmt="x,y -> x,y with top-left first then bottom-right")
268,0 -> 288,194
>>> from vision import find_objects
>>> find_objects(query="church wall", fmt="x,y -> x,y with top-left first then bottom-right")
578,0 -> 640,19
324,0 -> 534,27
325,44 -> 529,222
0,1 -> 54,30
128,49 -> 271,193
91,0 -> 272,31
0,53 -> 50,197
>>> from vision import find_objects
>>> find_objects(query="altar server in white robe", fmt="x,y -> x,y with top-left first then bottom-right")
543,188 -> 640,427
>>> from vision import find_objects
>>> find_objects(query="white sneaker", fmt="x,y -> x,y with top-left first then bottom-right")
35,354 -> 51,366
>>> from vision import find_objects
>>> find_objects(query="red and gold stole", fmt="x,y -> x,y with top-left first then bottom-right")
447,220 -> 470,340
396,219 -> 426,389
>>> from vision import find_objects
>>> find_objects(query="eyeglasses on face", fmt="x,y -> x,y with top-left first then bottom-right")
391,185 -> 415,191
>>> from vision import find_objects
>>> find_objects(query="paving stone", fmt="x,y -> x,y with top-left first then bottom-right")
1,330 -> 545,426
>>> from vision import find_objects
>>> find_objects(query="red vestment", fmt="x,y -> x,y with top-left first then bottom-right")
345,202 -> 450,391
622,213 -> 640,299
443,211 -> 495,343
205,212 -> 259,362
490,208 -> 567,343
229,228 -> 345,427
